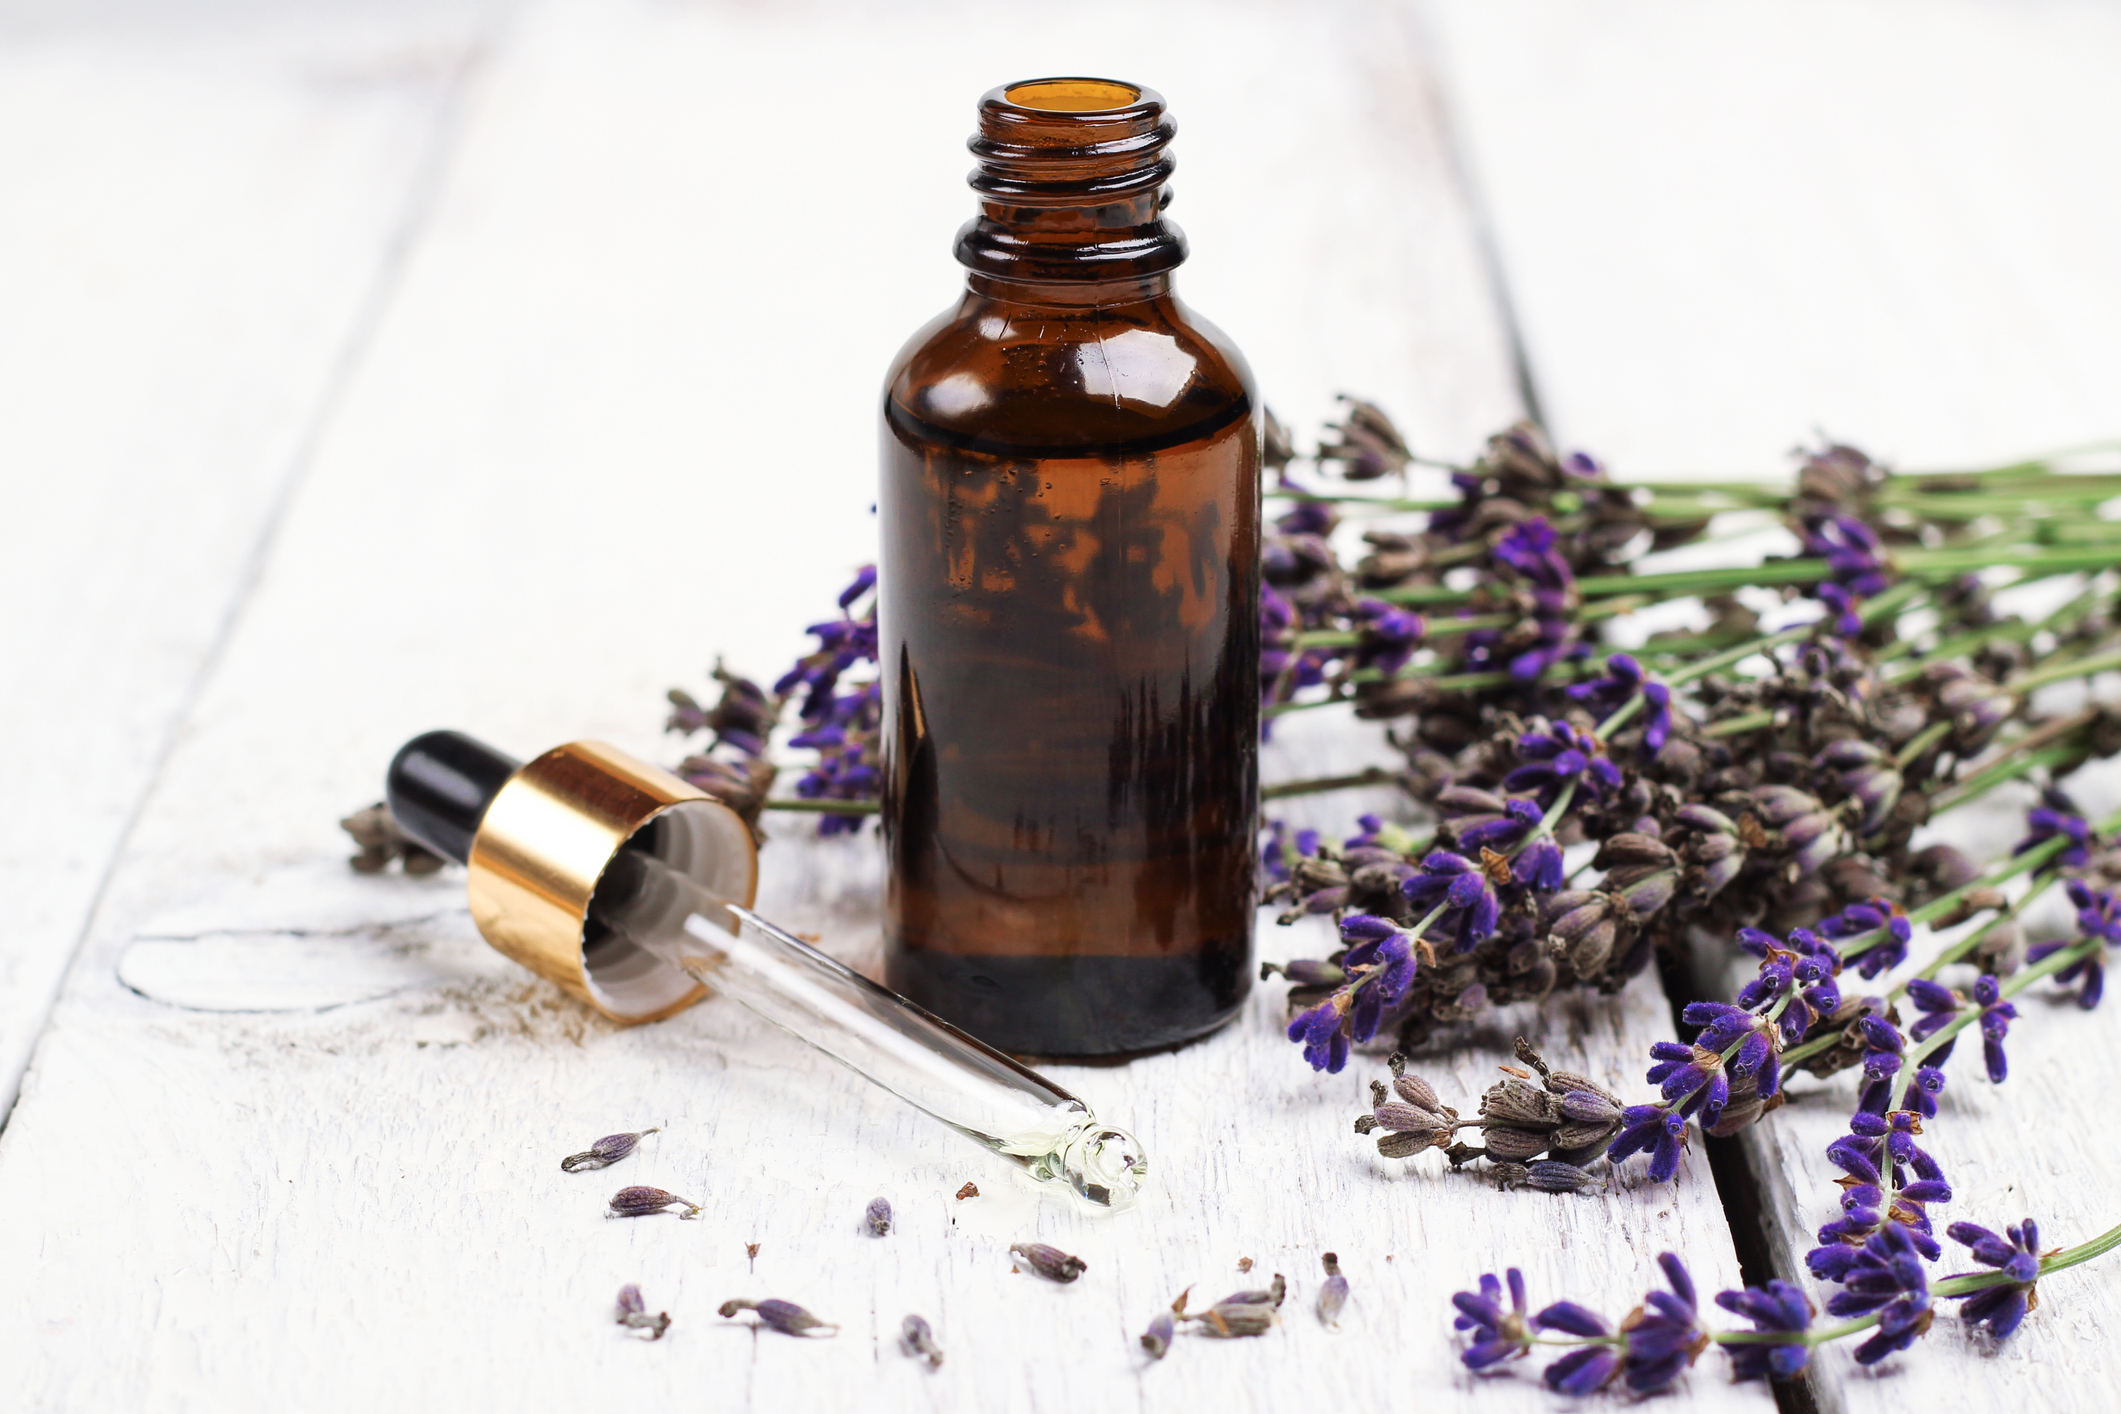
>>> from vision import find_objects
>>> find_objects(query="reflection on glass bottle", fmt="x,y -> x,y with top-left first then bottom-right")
879,78 -> 1261,1057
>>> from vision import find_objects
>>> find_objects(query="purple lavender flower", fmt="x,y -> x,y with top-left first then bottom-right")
1621,1254 -> 1707,1393
1284,913 -> 1422,1072
1820,896 -> 1913,980
1351,598 -> 1426,676
1945,1217 -> 2042,1339
1825,1223 -> 1933,1365
1607,1103 -> 1688,1182
1804,511 -> 1892,601
1463,517 -> 1583,682
1530,1299 -> 1619,1394
1735,927 -> 1842,1045
1972,975 -> 2017,1082
1683,1000 -> 1779,1097
1816,581 -> 1864,637
1566,653 -> 1674,759
2028,880 -> 2120,1008
1401,851 -> 1502,953
1452,797 -> 1543,854
2015,789 -> 2095,870
1502,721 -> 1622,806
1715,1280 -> 1814,1382
837,564 -> 877,609
1645,1040 -> 1730,1125
1452,1268 -> 1534,1369
1274,497 -> 1337,537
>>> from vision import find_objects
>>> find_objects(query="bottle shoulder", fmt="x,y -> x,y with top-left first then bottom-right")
882,290 -> 1256,456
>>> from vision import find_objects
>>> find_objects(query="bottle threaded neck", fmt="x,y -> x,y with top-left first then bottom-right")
954,77 -> 1187,282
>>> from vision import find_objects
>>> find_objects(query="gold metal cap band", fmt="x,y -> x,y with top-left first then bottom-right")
465,740 -> 758,1023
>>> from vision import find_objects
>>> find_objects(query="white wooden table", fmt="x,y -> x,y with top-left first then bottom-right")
4,2 -> 2119,1409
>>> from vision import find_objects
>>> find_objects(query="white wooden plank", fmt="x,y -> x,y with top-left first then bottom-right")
1427,1 -> 2121,1406
0,1 -> 1763,1409
1423,0 -> 2121,477
0,2 -> 498,1118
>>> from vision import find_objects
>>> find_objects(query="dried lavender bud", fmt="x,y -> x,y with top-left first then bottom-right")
1237,1257 -> 1255,1273
1218,1273 -> 1286,1309
718,1298 -> 837,1337
562,1128 -> 658,1172
1393,1070 -> 1445,1111
1521,1160 -> 1606,1194
899,1314 -> 944,1368
615,1283 -> 671,1340
340,802 -> 447,876
955,1182 -> 979,1200
607,1185 -> 701,1220
1140,1309 -> 1176,1358
864,1197 -> 892,1236
1010,1242 -> 1088,1283
1317,1253 -> 1349,1327
1185,1302 -> 1279,1337
1376,1129 -> 1436,1159
1480,1125 -> 1550,1162
1480,1076 -> 1560,1128
1974,920 -> 2027,976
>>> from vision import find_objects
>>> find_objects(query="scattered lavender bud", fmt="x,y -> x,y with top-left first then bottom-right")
562,1128 -> 659,1172
865,1197 -> 893,1236
614,1283 -> 670,1340
340,802 -> 447,876
1318,1253 -> 1349,1327
1521,1159 -> 1607,1194
1010,1242 -> 1089,1283
1184,1302 -> 1279,1338
607,1185 -> 701,1220
1219,1273 -> 1286,1309
718,1298 -> 838,1337
1237,1256 -> 1255,1274
899,1314 -> 944,1368
1140,1309 -> 1176,1359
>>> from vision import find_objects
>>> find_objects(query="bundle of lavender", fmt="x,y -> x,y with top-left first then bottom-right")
659,406 -> 2121,1389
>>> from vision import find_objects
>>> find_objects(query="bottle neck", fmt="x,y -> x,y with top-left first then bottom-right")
953,77 -> 1188,284
965,271 -> 1174,310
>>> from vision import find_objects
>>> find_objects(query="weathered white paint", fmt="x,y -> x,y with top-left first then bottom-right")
0,0 -> 1767,1410
0,1 -> 495,1115
1427,0 -> 2121,478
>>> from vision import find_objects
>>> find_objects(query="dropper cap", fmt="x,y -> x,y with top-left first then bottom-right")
387,731 -> 757,1023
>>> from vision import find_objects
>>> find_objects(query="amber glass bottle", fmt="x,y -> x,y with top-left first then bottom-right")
878,78 -> 1261,1058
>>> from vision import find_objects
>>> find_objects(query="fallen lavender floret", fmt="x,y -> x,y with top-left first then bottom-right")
606,1185 -> 701,1220
899,1313 -> 944,1367
1317,1253 -> 1349,1328
718,1298 -> 837,1337
1139,1308 -> 1175,1359
562,1128 -> 658,1172
614,1283 -> 670,1340
1008,1242 -> 1087,1283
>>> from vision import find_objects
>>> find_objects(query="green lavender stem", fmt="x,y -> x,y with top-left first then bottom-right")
1375,546 -> 2121,609
1717,1216 -> 2121,1351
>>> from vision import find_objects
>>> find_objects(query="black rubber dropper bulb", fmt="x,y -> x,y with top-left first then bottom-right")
385,730 -> 521,865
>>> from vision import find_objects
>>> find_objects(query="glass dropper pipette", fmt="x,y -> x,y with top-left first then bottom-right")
385,730 -> 1147,1208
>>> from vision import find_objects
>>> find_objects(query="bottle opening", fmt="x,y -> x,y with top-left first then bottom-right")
1003,78 -> 1141,113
